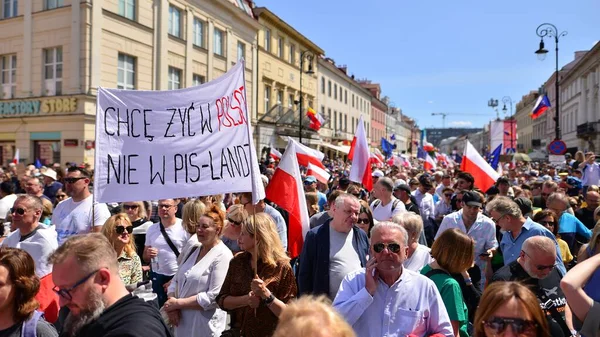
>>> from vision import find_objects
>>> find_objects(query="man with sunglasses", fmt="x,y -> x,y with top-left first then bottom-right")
532,180 -> 558,209
333,222 -> 453,337
51,167 -> 111,245
490,236 -> 574,337
304,176 -> 327,211
50,233 -> 171,337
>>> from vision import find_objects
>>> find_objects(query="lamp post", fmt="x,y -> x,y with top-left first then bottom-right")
488,98 -> 499,120
298,50 -> 315,144
502,96 -> 514,153
535,23 -> 567,141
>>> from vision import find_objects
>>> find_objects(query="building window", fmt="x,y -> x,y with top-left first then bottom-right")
237,41 -> 245,61
345,90 -> 347,104
339,87 -> 342,102
351,116 -> 355,133
277,90 -> 283,105
117,0 -> 134,19
264,85 -> 271,112
288,93 -> 294,108
168,67 -> 181,90
289,44 -> 295,64
321,77 -> 325,94
327,108 -> 332,128
334,84 -> 337,99
45,0 -> 63,10
192,18 -> 204,47
333,110 -> 337,130
3,0 -> 17,18
214,28 -> 225,56
278,37 -> 284,58
192,74 -> 205,86
352,94 -> 355,107
168,6 -> 181,37
328,80 -> 331,97
43,47 -> 62,96
264,29 -> 271,52
117,53 -> 135,90
344,114 -> 347,132
0,54 -> 16,99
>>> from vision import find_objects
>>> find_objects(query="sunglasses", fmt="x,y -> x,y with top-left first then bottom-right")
227,218 -> 242,226
64,177 -> 85,184
357,218 -> 370,224
540,220 -> 555,227
115,226 -> 133,234
373,242 -> 401,253
522,251 -> 556,271
10,207 -> 26,215
123,205 -> 139,210
483,317 -> 538,335
444,194 -> 453,197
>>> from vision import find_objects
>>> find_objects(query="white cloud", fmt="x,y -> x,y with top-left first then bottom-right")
449,121 -> 473,127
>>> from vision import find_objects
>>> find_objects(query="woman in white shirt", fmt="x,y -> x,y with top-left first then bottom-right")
163,204 -> 233,337
392,212 -> 433,272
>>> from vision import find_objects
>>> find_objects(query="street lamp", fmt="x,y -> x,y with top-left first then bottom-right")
535,23 -> 567,141
488,98 -> 499,119
502,96 -> 514,153
298,50 -> 315,144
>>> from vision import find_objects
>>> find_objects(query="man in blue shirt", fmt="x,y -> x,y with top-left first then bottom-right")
486,196 -> 566,276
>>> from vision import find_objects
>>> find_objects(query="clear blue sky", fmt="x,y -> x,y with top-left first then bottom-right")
255,0 -> 600,129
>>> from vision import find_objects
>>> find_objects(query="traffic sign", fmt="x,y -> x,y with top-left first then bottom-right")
547,139 -> 567,155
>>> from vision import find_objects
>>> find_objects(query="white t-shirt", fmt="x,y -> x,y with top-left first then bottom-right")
370,197 -> 406,221
1,224 -> 58,277
0,194 -> 17,220
328,228 -> 361,299
51,195 -> 111,245
403,244 -> 433,272
145,219 -> 189,276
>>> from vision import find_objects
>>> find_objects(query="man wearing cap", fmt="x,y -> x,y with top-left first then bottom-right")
42,168 -> 63,204
436,191 -> 498,285
393,184 -> 420,215
372,170 -> 384,185
412,175 -> 436,244
304,176 -> 327,211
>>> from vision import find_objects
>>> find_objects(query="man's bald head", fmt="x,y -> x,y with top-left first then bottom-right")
522,236 -> 556,257
586,191 -> 600,210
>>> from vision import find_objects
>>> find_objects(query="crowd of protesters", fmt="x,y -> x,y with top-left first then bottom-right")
0,151 -> 599,337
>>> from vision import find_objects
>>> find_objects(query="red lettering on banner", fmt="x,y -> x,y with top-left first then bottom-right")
216,86 -> 247,131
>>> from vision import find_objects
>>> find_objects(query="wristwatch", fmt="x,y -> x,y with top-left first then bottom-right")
263,293 -> 275,306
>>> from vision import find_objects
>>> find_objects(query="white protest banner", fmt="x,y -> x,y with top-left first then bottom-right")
94,61 -> 265,203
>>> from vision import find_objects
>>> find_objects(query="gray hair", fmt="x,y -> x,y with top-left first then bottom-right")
370,221 -> 409,247
15,194 -> 43,212
547,192 -> 569,210
522,236 -> 556,257
391,212 -> 422,243
30,177 -> 45,189
334,193 -> 360,209
485,196 -> 522,218
378,177 -> 394,192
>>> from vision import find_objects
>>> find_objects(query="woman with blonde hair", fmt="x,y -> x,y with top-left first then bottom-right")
421,228 -> 474,337
221,204 -> 247,254
573,150 -> 585,169
164,204 -> 233,337
273,295 -> 355,337
217,213 -> 297,337
177,199 -> 206,263
473,281 -> 549,337
101,213 -> 143,285
305,192 -> 319,217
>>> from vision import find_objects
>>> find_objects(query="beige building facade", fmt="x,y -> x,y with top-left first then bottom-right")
252,7 -> 324,153
515,91 -> 538,153
0,0 -> 258,167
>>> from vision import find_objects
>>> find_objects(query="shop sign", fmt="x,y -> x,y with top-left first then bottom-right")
0,97 -> 78,117
64,139 -> 79,147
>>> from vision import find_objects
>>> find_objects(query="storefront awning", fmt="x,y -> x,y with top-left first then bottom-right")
320,142 -> 350,154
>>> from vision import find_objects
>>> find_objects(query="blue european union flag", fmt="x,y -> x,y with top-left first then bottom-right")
381,138 -> 393,158
417,147 -> 427,160
487,144 -> 502,170
34,158 -> 43,169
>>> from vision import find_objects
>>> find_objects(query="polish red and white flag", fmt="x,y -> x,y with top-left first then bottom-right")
287,138 -> 326,169
424,153 -> 437,171
460,139 -> 500,192
270,148 -> 282,161
349,115 -> 373,191
12,149 -> 19,165
265,144 -> 310,259
306,163 -> 330,185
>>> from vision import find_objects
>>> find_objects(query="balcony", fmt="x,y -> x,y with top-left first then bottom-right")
577,122 -> 597,138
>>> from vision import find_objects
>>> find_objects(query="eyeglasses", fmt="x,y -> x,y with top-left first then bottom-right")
64,177 -> 85,184
227,218 -> 242,226
115,225 -> 133,234
304,181 -> 315,185
10,207 -> 26,215
483,317 -> 538,335
539,220 -> 555,227
357,218 -> 370,225
123,205 -> 139,210
53,269 -> 101,301
492,214 -> 508,224
158,204 -> 174,209
522,251 -> 556,271
373,242 -> 401,253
